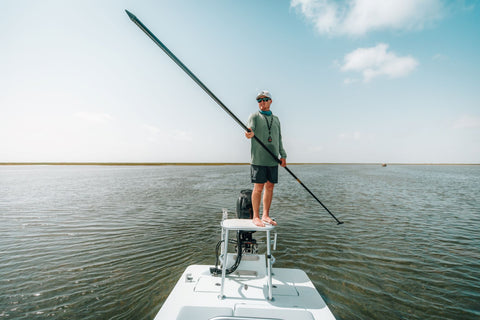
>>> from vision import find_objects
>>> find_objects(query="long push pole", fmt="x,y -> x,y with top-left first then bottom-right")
125,10 -> 343,225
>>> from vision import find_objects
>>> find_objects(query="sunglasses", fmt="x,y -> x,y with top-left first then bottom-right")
257,97 -> 271,103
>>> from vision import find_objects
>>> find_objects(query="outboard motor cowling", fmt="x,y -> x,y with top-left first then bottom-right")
236,189 -> 253,219
235,189 -> 257,254
210,189 -> 257,276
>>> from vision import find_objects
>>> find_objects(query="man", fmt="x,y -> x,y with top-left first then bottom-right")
245,90 -> 287,227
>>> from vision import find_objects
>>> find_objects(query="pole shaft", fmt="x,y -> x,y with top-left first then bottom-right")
126,10 -> 343,224
126,10 -> 247,131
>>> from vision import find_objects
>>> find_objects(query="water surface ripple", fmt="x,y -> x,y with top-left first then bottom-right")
0,165 -> 479,319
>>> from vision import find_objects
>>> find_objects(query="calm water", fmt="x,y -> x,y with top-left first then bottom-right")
1,165 -> 479,319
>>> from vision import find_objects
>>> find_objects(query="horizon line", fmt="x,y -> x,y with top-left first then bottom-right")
0,162 -> 479,166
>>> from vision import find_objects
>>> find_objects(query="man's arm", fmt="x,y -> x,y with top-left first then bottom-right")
245,113 -> 256,139
278,119 -> 287,164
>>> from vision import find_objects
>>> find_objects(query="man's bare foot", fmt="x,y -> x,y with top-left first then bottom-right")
253,217 -> 265,227
262,216 -> 277,226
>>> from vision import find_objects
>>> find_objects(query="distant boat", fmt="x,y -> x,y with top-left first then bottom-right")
381,163 -> 387,167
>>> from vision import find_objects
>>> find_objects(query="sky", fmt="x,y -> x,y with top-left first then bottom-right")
1,0 -> 479,163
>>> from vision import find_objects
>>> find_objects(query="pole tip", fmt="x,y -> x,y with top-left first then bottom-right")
125,9 -> 136,21
337,221 -> 344,225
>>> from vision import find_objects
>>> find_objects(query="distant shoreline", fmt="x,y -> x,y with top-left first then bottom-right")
0,162 -> 478,166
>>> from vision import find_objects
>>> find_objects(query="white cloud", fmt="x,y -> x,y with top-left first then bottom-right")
74,112 -> 113,123
432,53 -> 448,62
290,0 -> 340,34
343,77 -> 360,85
143,124 -> 193,143
340,43 -> 419,82
172,130 -> 193,142
144,124 -> 161,135
453,115 -> 480,129
338,131 -> 362,141
307,145 -> 324,153
291,0 -> 443,36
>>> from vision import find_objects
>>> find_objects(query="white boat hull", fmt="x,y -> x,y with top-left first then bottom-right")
155,261 -> 336,320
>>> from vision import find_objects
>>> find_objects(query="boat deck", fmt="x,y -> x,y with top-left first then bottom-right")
155,260 -> 336,319
154,218 -> 336,320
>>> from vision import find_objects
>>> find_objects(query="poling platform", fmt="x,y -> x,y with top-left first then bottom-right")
154,218 -> 336,320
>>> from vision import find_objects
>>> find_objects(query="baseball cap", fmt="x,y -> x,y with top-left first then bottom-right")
256,90 -> 272,100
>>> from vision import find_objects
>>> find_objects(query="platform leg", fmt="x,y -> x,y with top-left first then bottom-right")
219,228 -> 229,299
266,230 -> 273,301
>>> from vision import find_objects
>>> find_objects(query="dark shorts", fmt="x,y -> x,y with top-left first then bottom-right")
250,165 -> 278,184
